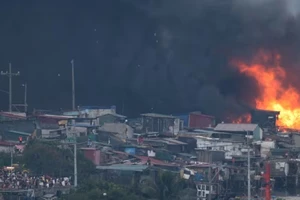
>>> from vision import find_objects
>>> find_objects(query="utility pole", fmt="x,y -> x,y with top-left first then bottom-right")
10,145 -> 13,166
74,141 -> 78,187
247,131 -> 251,200
12,83 -> 28,112
71,59 -> 75,111
23,83 -> 27,112
1,63 -> 20,112
208,153 -> 212,200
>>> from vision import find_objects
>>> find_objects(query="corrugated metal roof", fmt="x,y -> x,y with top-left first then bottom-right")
0,141 -> 15,146
73,124 -> 99,128
131,138 -> 187,145
80,106 -> 116,110
190,112 -> 215,119
141,113 -> 177,119
96,164 -> 149,172
100,113 -> 127,118
162,138 -> 188,145
8,130 -> 31,136
214,123 -> 259,132
0,112 -> 26,119
38,114 -> 74,120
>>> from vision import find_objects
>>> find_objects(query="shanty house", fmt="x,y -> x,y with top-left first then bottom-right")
141,113 -> 181,136
127,137 -> 188,153
195,133 -> 245,159
64,106 -> 117,118
97,113 -> 127,126
0,112 -> 27,121
66,118 -> 100,137
0,119 -> 35,141
214,123 -> 263,141
0,141 -> 15,153
251,109 -> 279,132
81,147 -> 101,165
35,114 -> 74,129
176,112 -> 215,129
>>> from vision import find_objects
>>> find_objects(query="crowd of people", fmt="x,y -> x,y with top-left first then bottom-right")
0,168 -> 72,190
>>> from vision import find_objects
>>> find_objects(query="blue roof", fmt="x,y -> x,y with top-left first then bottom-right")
174,114 -> 189,127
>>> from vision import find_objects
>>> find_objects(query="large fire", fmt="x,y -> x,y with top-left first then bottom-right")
232,50 -> 300,129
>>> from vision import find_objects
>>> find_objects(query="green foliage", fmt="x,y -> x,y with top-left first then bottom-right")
0,152 -> 12,167
22,140 -> 95,181
139,170 -> 189,200
61,179 -> 143,200
139,171 -> 188,200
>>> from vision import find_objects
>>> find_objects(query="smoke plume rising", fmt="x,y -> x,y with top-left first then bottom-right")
1,0 -> 300,119
120,0 -> 300,119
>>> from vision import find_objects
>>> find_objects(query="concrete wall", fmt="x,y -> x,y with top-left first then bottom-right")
0,146 -> 11,153
253,126 -> 263,140
196,150 -> 225,163
196,138 -> 243,159
83,148 -> 101,165
98,115 -> 122,126
80,109 -> 116,118
142,116 -> 180,136
293,134 -> 300,146
99,123 -> 134,140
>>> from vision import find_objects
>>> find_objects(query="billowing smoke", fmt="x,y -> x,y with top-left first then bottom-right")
118,0 -> 300,119
2,0 -> 300,119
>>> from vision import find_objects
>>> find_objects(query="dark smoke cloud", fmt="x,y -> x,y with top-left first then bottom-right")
120,0 -> 300,119
1,0 -> 300,119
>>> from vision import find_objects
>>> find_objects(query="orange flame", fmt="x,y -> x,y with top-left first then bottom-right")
230,114 -> 251,124
232,50 -> 300,129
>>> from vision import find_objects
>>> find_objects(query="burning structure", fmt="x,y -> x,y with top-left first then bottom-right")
251,109 -> 280,133
233,50 -> 300,131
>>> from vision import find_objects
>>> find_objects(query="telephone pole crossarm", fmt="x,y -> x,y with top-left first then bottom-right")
1,63 -> 20,112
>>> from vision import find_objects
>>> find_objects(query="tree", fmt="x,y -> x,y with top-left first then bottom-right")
139,170 -> 189,200
62,179 -> 144,200
22,140 -> 95,181
0,152 -> 12,167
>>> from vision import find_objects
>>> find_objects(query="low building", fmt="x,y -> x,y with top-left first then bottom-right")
41,128 -> 67,139
81,147 -> 101,165
98,113 -> 126,126
176,111 -> 216,129
0,119 -> 35,141
214,123 -> 263,141
140,113 -> 181,136
64,106 -> 117,118
195,150 -> 225,163
0,141 -> 15,153
98,123 -> 134,142
127,137 -> 188,153
251,109 -> 279,133
195,134 -> 245,159
0,112 -> 27,121
35,114 -> 74,130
